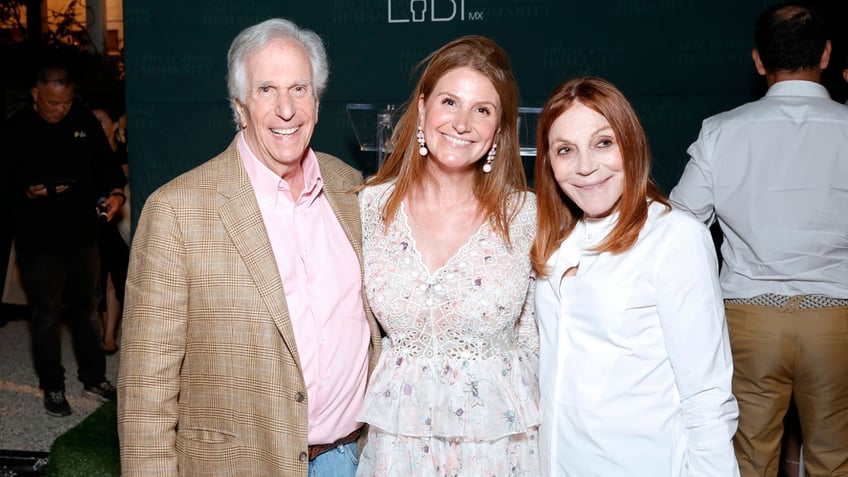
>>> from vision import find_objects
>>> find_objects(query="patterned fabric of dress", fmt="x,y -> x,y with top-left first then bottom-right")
357,182 -> 540,442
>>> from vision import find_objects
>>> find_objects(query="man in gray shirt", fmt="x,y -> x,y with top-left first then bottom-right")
669,3 -> 848,476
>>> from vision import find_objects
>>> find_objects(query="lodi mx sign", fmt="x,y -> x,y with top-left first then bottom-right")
387,0 -> 484,23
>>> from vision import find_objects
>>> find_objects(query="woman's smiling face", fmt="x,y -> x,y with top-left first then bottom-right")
547,101 -> 624,219
418,66 -> 501,173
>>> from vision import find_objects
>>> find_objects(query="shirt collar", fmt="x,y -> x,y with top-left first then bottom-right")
238,131 -> 324,204
765,80 -> 831,100
581,211 -> 618,246
544,210 -> 619,289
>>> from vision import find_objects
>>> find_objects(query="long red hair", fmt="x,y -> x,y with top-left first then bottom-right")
364,36 -> 527,243
531,77 -> 668,277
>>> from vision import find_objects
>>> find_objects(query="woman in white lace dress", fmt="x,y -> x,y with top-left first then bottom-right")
355,36 -> 539,476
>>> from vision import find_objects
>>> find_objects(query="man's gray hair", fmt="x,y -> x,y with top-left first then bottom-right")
226,18 -> 329,129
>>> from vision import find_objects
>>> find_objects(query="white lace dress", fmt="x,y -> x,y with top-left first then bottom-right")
356,182 -> 540,477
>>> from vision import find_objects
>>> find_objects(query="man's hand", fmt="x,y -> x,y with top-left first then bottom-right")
101,190 -> 126,222
26,183 -> 70,199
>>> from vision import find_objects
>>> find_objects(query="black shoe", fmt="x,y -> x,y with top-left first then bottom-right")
44,390 -> 72,417
83,381 -> 117,402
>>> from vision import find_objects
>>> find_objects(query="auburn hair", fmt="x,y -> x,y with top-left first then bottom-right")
363,35 -> 527,243
530,77 -> 668,277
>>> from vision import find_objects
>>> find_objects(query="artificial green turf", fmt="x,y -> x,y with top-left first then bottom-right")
46,400 -> 120,476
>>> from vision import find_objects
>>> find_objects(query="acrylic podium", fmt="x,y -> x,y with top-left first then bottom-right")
345,103 -> 404,170
517,107 -> 542,157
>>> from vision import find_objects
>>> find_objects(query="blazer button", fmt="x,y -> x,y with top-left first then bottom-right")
299,451 -> 308,462
295,391 -> 305,402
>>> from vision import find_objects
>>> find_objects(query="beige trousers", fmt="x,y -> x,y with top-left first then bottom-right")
726,301 -> 848,477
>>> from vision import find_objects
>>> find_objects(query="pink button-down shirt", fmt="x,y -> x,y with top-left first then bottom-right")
239,134 -> 370,445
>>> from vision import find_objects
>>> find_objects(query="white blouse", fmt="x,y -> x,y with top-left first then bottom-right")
536,201 -> 740,477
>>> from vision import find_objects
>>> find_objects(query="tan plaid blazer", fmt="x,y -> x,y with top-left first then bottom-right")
117,137 -> 382,476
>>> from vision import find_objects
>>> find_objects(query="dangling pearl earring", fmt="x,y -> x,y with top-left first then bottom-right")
483,143 -> 497,173
417,124 -> 428,157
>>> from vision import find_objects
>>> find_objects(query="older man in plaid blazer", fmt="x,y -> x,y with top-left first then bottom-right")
117,18 -> 381,477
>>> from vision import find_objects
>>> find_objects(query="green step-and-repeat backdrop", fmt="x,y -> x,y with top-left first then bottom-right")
123,0 -> 846,225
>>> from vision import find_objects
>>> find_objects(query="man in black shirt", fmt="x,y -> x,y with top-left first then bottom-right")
1,60 -> 126,416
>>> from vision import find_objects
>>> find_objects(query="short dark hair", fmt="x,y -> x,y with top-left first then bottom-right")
754,2 -> 828,73
35,59 -> 75,87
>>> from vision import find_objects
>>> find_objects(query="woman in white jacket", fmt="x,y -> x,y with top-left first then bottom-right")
530,76 -> 740,477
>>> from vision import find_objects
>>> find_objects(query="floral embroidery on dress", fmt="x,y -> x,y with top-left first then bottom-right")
356,182 -> 540,477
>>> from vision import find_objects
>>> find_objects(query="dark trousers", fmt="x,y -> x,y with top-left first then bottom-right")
16,243 -> 105,392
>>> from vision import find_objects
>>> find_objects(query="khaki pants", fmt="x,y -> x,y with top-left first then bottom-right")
726,301 -> 848,477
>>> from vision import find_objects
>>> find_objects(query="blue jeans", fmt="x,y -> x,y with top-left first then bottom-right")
308,442 -> 359,477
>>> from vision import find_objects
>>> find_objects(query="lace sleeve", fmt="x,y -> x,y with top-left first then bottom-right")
516,273 -> 539,357
512,191 -> 539,357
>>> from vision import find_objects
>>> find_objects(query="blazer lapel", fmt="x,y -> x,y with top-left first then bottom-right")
216,138 -> 304,371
